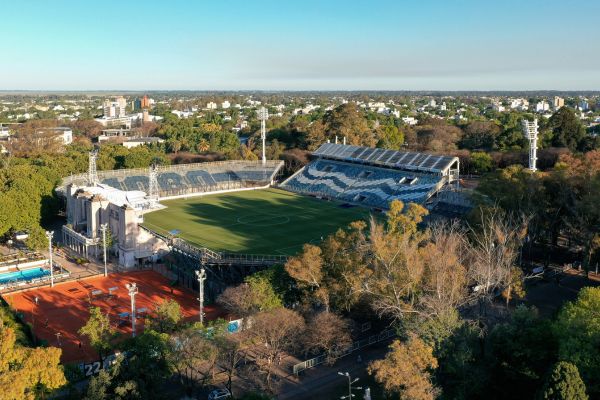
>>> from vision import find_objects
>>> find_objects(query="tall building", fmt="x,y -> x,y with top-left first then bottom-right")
535,100 -> 550,112
103,96 -> 127,118
579,99 -> 589,111
553,96 -> 564,109
141,95 -> 150,109
133,98 -> 142,111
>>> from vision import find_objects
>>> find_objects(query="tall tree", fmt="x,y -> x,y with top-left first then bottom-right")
369,335 -> 439,400
539,362 -> 588,400
549,107 -> 586,151
79,306 -> 116,361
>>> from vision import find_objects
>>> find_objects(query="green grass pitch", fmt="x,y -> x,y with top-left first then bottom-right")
142,188 -> 372,256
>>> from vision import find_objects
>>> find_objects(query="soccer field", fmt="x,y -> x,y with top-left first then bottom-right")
142,188 -> 371,255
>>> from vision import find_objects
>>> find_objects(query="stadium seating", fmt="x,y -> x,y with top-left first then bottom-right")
282,159 -> 443,209
91,161 -> 282,198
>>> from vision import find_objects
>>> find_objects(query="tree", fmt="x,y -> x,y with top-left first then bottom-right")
217,270 -> 283,317
549,108 -> 586,151
539,362 -> 588,400
368,335 -> 439,400
169,328 -> 218,391
554,287 -> 600,395
0,324 -> 66,400
302,312 -> 352,362
284,244 -> 328,309
215,334 -> 248,393
470,152 -> 494,174
377,125 -> 405,150
488,306 -> 558,399
386,200 -> 428,236
78,306 -> 116,361
249,308 -> 305,390
460,120 -> 500,150
148,299 -> 182,333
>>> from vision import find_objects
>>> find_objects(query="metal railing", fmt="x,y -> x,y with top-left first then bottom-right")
292,329 -> 396,375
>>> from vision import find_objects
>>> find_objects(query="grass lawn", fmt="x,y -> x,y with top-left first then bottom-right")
143,188 -> 372,256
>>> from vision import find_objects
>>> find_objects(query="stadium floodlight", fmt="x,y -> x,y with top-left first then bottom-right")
100,223 -> 108,277
125,283 -> 139,337
195,268 -> 207,325
521,118 -> 539,172
148,163 -> 159,204
88,149 -> 99,186
45,230 -> 54,287
257,107 -> 269,165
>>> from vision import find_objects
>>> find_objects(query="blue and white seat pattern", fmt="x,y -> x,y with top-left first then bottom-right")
282,159 -> 442,208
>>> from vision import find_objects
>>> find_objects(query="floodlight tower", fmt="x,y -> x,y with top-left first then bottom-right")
521,118 -> 539,172
45,230 -> 54,287
257,107 -> 268,165
88,150 -> 99,186
195,268 -> 207,325
148,164 -> 159,204
125,283 -> 139,337
100,223 -> 108,277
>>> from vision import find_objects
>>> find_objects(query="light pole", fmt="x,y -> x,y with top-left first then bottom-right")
258,106 -> 268,165
125,283 -> 138,337
195,268 -> 207,325
338,371 -> 361,400
100,223 -> 108,277
45,231 -> 54,287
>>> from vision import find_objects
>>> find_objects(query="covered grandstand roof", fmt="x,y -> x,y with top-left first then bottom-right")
313,143 -> 458,174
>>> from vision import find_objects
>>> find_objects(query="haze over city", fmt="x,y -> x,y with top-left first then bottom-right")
1,0 -> 600,90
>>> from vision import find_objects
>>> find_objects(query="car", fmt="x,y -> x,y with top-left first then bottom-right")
208,388 -> 231,400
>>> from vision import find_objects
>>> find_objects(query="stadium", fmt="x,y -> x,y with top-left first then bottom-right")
57,142 -> 460,269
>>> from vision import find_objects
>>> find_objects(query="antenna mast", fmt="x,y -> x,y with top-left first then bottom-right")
257,106 -> 268,165
521,118 -> 539,172
88,149 -> 99,186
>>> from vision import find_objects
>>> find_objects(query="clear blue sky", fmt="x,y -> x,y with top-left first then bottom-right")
1,0 -> 599,90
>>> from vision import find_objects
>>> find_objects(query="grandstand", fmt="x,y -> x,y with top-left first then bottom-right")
281,143 -> 459,209
59,160 -> 283,200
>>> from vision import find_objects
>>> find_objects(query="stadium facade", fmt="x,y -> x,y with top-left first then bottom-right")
60,160 -> 283,268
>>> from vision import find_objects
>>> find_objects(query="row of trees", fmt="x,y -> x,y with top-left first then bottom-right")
476,151 -> 600,268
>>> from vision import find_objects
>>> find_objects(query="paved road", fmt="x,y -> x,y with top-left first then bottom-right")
277,340 -> 392,400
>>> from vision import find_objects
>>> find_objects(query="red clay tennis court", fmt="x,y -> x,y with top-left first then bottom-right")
2,270 -> 221,364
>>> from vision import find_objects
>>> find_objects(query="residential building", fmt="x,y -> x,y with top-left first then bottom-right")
103,97 -> 127,118
141,95 -> 150,109
553,96 -> 565,109
579,99 -> 589,111
221,101 -> 231,109
535,101 -> 550,112
206,102 -> 217,110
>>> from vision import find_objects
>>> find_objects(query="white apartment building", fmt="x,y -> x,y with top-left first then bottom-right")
536,101 -> 550,112
221,101 -> 231,109
103,96 -> 127,118
206,102 -> 217,110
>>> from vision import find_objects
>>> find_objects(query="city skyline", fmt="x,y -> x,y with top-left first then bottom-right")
1,0 -> 599,91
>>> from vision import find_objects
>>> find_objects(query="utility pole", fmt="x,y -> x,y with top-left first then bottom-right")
45,231 -> 54,287
126,283 -> 138,337
100,223 -> 108,277
195,268 -> 207,325
338,371 -> 361,400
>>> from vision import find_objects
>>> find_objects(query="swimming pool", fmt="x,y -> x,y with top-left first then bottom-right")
0,268 -> 51,285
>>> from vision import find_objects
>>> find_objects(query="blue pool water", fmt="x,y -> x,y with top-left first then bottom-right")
0,268 -> 51,285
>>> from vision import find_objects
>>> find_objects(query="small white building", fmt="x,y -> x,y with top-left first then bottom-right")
206,102 -> 217,110
221,101 -> 231,109
122,137 -> 165,149
535,101 -> 550,112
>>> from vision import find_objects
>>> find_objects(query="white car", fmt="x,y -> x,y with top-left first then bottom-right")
208,388 -> 232,400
